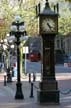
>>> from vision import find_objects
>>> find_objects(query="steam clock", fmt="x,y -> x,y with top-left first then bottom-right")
36,0 -> 59,103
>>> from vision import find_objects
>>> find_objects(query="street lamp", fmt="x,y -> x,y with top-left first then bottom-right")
2,38 -> 14,82
0,39 -> 5,72
11,15 -> 26,99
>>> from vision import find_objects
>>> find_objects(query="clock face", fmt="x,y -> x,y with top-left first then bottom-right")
41,18 -> 57,33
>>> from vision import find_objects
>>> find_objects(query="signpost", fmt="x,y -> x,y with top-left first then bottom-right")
23,46 -> 29,74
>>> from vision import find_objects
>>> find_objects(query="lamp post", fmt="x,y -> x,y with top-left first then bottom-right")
1,38 -> 14,82
0,40 -> 5,72
11,15 -> 26,99
0,39 -> 10,70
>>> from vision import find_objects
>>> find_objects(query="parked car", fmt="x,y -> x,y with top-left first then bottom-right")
64,54 -> 71,67
28,50 -> 41,62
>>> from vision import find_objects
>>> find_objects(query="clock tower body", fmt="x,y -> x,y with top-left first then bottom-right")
37,0 -> 59,104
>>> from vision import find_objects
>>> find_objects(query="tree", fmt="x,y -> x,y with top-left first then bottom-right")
0,0 -> 71,39
50,0 -> 71,35
58,1 -> 71,35
0,0 -> 38,39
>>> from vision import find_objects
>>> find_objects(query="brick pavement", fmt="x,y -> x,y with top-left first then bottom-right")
0,73 -> 71,108
0,81 -> 60,108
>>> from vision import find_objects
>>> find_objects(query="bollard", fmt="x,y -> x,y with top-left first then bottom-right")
33,74 -> 36,82
30,82 -> 34,98
4,75 -> 6,86
29,73 -> 31,83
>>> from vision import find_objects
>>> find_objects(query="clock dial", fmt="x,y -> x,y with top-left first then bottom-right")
41,18 -> 56,33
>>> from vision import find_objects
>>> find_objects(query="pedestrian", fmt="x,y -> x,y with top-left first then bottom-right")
2,63 -> 4,73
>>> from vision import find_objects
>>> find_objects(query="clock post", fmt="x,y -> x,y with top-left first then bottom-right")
36,0 -> 59,104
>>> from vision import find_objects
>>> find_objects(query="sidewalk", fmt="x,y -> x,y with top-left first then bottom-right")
0,73 -> 71,108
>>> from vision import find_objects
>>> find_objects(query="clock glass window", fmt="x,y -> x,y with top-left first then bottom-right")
40,17 -> 57,34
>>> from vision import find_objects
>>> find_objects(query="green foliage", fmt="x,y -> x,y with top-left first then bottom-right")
50,0 -> 71,35
0,0 -> 38,39
0,0 -> 71,39
58,1 -> 71,35
59,16 -> 71,35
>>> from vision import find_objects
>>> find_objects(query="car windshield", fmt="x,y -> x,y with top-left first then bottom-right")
30,50 -> 40,54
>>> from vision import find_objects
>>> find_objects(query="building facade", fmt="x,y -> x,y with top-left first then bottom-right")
55,33 -> 71,55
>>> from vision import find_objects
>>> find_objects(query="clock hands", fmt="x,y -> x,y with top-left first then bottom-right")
47,22 -> 54,32
42,18 -> 56,33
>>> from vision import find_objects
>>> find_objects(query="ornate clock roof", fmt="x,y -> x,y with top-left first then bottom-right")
39,0 -> 59,16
